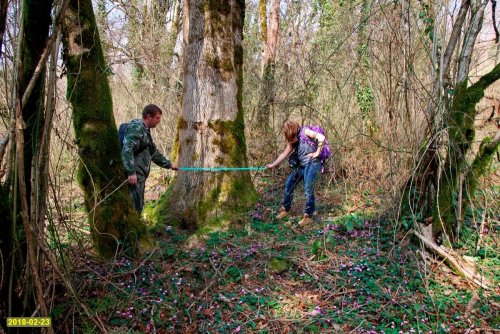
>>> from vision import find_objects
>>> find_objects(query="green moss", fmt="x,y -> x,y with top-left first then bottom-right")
197,184 -> 222,218
269,257 -> 291,274
258,0 -> 267,42
143,184 -> 175,229
219,59 -> 234,81
204,53 -> 220,69
432,62 -> 500,240
215,156 -> 224,165
63,0 -> 148,258
172,118 -> 181,162
208,112 -> 248,167
465,136 -> 499,203
203,0 -> 231,19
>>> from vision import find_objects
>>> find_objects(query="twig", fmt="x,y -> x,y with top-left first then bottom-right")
36,239 -> 108,333
476,209 -> 487,252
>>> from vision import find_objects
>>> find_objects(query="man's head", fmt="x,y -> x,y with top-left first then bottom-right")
142,104 -> 163,128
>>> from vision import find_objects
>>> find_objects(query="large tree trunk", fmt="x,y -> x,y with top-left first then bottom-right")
62,0 -> 148,258
170,0 -> 256,230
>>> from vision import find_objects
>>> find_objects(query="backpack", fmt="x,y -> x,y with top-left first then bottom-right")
299,125 -> 332,163
118,122 -> 129,150
119,121 -> 151,154
288,142 -> 300,168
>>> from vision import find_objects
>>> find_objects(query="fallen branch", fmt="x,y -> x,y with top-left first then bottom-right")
413,230 -> 490,289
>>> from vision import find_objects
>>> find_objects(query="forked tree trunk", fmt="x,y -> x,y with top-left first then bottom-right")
62,0 -> 148,257
405,0 -> 497,243
171,0 -> 256,229
433,63 -> 500,239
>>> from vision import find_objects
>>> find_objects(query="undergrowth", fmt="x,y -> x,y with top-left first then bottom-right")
51,176 -> 499,333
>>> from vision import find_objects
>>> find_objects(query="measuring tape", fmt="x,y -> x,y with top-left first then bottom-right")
176,167 -> 266,172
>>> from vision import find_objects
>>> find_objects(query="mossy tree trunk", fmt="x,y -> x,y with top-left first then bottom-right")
465,132 -> 500,202
170,0 -> 256,230
433,63 -> 500,239
404,1 -> 495,243
61,0 -> 148,258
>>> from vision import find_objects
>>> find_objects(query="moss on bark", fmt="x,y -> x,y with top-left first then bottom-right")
432,63 -> 500,240
465,136 -> 499,203
165,0 -> 255,232
62,0 -> 150,258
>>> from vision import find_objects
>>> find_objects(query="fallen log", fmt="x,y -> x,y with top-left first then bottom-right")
413,229 -> 490,289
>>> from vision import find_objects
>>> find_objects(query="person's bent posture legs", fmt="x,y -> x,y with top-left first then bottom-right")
266,120 -> 328,226
298,161 -> 321,226
277,168 -> 303,219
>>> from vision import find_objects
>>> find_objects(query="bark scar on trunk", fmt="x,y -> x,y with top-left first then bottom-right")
65,10 -> 90,55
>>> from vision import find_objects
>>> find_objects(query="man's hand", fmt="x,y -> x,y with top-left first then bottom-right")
265,163 -> 274,169
128,174 -> 138,185
171,164 -> 179,171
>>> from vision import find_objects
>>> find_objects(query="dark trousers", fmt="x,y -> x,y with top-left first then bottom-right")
282,160 -> 322,215
129,179 -> 146,213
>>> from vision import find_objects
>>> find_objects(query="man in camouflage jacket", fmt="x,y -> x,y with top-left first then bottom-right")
122,104 -> 176,212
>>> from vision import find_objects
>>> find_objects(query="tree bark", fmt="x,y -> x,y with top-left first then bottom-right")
406,1 -> 496,244
465,131 -> 500,201
256,0 -> 279,134
0,0 -> 8,57
434,62 -> 500,238
0,0 -> 55,324
62,0 -> 148,257
171,0 -> 256,229
20,0 -> 53,215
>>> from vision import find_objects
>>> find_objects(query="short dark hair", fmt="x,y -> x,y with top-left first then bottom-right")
142,104 -> 163,118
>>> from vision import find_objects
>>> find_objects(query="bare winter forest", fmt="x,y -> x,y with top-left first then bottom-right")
0,0 -> 499,333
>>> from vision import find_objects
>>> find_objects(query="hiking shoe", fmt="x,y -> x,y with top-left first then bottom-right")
276,207 -> 289,220
298,214 -> 313,227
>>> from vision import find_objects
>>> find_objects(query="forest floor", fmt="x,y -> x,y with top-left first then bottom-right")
52,169 -> 499,334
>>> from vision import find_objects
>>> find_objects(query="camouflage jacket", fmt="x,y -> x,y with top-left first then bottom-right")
121,119 -> 172,180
